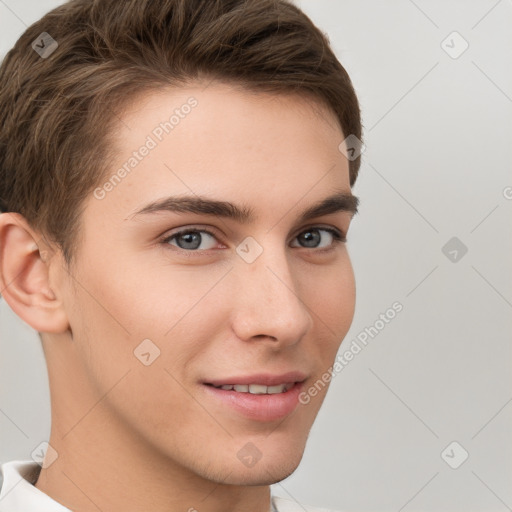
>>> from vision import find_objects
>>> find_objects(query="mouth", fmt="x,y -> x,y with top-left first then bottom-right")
201,372 -> 307,421
205,382 -> 295,394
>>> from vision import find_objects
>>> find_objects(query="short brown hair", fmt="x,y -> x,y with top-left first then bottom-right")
0,0 -> 362,265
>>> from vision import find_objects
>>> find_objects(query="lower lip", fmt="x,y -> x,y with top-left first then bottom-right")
202,382 -> 303,422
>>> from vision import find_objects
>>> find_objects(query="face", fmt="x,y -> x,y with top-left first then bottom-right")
48,82 -> 357,486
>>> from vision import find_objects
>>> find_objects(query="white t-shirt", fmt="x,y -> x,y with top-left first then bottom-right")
0,460 -> 339,512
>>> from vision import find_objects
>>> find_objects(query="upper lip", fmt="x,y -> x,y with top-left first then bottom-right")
204,371 -> 308,387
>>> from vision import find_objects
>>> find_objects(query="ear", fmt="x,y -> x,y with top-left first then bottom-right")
0,212 -> 69,333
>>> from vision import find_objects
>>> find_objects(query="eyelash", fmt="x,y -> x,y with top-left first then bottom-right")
159,226 -> 346,255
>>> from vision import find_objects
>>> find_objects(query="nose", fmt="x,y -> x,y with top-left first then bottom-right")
229,244 -> 313,348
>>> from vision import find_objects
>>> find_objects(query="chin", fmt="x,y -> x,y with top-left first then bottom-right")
212,457 -> 303,486
203,437 -> 307,486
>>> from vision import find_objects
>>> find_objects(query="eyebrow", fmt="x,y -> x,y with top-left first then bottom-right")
127,191 -> 359,224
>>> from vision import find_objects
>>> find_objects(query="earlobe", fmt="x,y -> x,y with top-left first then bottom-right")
0,212 -> 70,334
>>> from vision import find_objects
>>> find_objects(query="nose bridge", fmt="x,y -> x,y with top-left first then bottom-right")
231,238 -> 313,344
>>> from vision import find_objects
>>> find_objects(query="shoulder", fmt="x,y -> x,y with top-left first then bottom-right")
272,495 -> 344,512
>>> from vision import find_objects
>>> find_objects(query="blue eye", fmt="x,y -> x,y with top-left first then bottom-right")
291,227 -> 345,249
164,229 -> 218,251
161,226 -> 345,253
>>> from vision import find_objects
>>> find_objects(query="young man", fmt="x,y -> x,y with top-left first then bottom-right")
0,0 -> 362,510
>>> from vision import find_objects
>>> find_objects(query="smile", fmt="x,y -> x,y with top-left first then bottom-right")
208,382 -> 295,394
202,373 -> 307,421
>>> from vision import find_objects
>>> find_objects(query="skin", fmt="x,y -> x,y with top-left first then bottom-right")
0,81 -> 357,512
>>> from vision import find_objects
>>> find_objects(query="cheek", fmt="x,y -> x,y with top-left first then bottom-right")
73,242 -> 228,334
299,252 -> 356,404
62,264 -> 224,443
65,252 -> 230,384
302,250 -> 356,339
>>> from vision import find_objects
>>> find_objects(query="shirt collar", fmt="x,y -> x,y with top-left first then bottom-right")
0,460 -> 71,512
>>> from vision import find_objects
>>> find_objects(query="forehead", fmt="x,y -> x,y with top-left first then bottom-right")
87,82 -> 351,223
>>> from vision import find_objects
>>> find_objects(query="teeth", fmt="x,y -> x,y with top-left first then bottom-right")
249,384 -> 268,394
213,383 -> 294,394
267,384 -> 286,394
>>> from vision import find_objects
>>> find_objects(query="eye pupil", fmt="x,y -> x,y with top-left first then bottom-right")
300,230 -> 321,248
178,232 -> 202,250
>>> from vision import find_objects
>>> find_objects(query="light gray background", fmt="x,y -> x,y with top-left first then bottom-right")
1,1 -> 511,511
